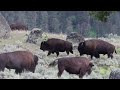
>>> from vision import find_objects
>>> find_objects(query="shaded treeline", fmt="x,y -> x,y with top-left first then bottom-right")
1,11 -> 120,37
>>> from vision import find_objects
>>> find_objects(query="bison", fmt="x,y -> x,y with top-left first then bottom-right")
78,39 -> 117,59
10,23 -> 28,30
49,57 -> 94,78
40,38 -> 73,56
0,51 -> 38,74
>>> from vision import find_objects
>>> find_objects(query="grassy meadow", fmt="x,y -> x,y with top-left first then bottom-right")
0,31 -> 120,79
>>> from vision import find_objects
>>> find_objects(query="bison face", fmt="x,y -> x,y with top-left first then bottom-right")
40,41 -> 49,51
34,58 -> 38,65
78,41 -> 85,55
87,63 -> 94,75
78,41 -> 85,49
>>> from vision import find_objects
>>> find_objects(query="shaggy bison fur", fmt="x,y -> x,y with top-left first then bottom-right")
0,51 -> 38,74
49,57 -> 94,78
40,38 -> 73,56
78,39 -> 117,59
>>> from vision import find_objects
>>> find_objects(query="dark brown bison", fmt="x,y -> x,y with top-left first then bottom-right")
78,39 -> 117,59
49,57 -> 94,78
40,38 -> 73,56
10,23 -> 28,30
0,51 -> 38,74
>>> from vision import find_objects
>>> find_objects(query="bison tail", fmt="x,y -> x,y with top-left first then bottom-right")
49,59 -> 58,67
115,49 -> 117,54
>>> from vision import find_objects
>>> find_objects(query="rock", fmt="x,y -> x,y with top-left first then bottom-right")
66,32 -> 84,43
0,13 -> 11,39
26,28 -> 43,44
109,68 -> 120,79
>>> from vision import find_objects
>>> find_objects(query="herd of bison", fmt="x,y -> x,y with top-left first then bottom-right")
0,36 -> 117,78
3,23 -> 116,78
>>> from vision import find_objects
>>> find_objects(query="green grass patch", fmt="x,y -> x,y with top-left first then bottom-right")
99,66 -> 110,75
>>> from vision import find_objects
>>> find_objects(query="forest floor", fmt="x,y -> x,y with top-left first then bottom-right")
0,31 -> 120,79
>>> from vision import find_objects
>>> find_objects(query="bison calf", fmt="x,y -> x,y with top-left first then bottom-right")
0,51 -> 38,74
49,57 -> 94,78
78,39 -> 117,59
40,38 -> 73,56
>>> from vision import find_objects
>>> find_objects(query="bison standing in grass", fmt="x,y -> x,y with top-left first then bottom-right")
0,51 -> 38,74
78,39 -> 117,59
40,38 -> 73,56
10,23 -> 28,30
49,57 -> 94,78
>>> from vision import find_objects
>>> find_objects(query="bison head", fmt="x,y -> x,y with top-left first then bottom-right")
34,55 -> 39,65
40,41 -> 49,51
78,41 -> 85,48
34,59 -> 38,65
78,41 -> 85,55
87,62 -> 94,75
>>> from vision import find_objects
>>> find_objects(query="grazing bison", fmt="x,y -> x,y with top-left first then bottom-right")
40,38 -> 73,56
49,57 -> 94,78
10,23 -> 28,30
0,51 -> 38,74
78,39 -> 117,59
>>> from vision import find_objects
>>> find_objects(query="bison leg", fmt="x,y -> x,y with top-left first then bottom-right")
29,66 -> 36,73
0,64 -> 5,72
52,52 -> 54,54
31,67 -> 36,73
56,52 -> 59,57
110,54 -> 113,59
93,51 -> 100,59
90,55 -> 93,59
47,51 -> 52,56
15,69 -> 22,74
79,73 -> 84,79
79,68 -> 84,79
66,51 -> 69,55
108,54 -> 110,58
0,68 -> 5,72
80,52 -> 84,56
108,53 -> 113,59
94,53 -> 100,58
87,69 -> 92,75
70,50 -> 73,54
57,65 -> 64,77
